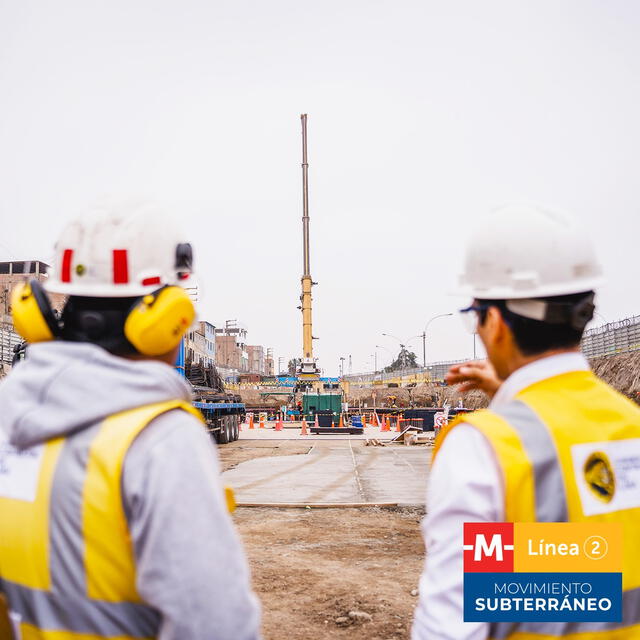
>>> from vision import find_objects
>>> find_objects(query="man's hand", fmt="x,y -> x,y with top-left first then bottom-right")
445,360 -> 503,399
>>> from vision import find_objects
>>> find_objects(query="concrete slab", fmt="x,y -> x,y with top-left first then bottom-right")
222,438 -> 431,506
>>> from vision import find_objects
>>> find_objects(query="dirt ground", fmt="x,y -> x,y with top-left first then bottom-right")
220,444 -> 427,640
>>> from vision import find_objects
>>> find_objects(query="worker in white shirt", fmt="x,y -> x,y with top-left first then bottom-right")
411,204 -> 640,640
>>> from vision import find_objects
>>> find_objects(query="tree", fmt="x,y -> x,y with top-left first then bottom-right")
384,348 -> 418,373
287,358 -> 301,376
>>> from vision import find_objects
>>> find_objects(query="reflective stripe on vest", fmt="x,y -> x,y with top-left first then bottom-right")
433,370 -> 640,639
0,399 -> 203,639
492,400 -> 568,523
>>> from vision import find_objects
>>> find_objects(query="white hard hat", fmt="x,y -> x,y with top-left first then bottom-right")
456,204 -> 604,300
45,198 -> 194,297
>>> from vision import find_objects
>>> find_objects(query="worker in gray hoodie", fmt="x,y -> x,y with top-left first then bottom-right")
0,200 -> 261,640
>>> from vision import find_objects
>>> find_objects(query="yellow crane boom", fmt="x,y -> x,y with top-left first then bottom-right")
299,114 -> 319,379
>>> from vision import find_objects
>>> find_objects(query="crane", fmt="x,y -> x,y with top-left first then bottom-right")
297,114 -> 320,380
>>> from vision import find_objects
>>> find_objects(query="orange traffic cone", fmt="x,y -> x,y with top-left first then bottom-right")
259,416 -> 265,429
339,414 -> 344,428
249,414 -> 255,429
382,416 -> 390,432
396,417 -> 402,432
314,414 -> 319,430
300,419 -> 309,435
275,418 -> 283,431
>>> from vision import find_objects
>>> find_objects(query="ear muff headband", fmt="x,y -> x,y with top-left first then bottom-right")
124,286 -> 195,356
11,280 -> 61,343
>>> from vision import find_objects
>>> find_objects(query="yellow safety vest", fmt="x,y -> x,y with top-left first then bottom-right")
435,370 -> 640,640
0,399 -> 203,640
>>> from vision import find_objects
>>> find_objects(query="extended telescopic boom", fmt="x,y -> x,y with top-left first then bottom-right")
299,114 -> 319,377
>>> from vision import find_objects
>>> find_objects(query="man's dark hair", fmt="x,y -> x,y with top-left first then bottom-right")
476,291 -> 594,356
60,296 -> 138,356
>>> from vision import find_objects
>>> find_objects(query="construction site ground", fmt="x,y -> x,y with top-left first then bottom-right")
224,428 -> 430,505
219,428 -> 431,639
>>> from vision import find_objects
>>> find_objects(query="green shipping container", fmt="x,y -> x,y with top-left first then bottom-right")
302,392 -> 342,418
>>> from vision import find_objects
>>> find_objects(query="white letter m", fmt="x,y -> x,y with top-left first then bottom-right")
462,533 -> 512,561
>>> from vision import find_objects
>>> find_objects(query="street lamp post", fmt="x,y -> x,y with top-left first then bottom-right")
421,313 -> 454,367
381,332 -> 406,348
375,344 -> 393,374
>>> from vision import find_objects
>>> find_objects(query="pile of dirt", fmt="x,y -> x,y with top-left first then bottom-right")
237,388 -> 287,408
347,383 -> 487,410
590,351 -> 640,403
456,388 -> 489,410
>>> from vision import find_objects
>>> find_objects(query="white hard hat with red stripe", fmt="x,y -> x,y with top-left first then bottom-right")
45,199 -> 193,297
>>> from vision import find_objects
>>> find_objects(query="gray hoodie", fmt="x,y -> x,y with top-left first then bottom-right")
0,341 -> 261,640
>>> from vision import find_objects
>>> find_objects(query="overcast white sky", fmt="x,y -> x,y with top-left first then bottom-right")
1,1 -> 638,376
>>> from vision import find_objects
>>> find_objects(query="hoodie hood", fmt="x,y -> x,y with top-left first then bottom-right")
0,341 -> 192,449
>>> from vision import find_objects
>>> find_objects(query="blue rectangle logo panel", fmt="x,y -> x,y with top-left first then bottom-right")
463,572 -> 622,622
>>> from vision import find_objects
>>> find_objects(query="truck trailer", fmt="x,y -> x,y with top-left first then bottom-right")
175,340 -> 245,444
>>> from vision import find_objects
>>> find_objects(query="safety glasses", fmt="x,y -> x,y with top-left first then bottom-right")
458,304 -> 489,334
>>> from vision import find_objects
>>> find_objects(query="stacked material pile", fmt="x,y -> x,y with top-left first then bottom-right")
590,351 -> 640,404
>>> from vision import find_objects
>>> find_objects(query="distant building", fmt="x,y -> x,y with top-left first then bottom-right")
185,320 -> 216,368
265,348 -> 275,376
201,321 -> 216,364
247,345 -> 265,375
215,320 -> 249,372
212,320 -> 272,377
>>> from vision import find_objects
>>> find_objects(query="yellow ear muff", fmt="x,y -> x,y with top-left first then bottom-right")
11,280 -> 60,343
124,286 -> 195,356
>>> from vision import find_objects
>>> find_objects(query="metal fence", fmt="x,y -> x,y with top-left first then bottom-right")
344,359 -> 468,384
581,315 -> 640,359
425,359 -> 468,381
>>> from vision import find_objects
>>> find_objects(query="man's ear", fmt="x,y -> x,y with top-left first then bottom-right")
484,306 -> 504,343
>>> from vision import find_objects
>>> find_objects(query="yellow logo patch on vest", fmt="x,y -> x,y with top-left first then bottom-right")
583,451 -> 616,503
572,439 -> 640,516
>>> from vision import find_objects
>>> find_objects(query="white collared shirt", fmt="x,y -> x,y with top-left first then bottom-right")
411,352 -> 590,640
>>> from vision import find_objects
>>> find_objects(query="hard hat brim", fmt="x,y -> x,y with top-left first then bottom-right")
451,276 -> 606,300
